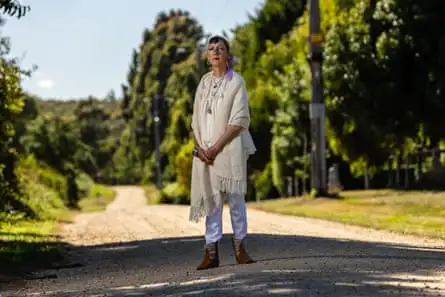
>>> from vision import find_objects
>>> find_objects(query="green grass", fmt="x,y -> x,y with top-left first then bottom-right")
77,184 -> 116,212
0,219 -> 64,279
0,181 -> 115,280
251,189 -> 445,240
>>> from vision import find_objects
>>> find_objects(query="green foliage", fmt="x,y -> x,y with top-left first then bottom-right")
156,139 -> 194,205
0,21 -> 27,213
254,163 -> 275,201
16,174 -> 67,221
5,0 -> 445,214
145,185 -> 162,204
322,0 -> 445,178
110,126 -> 144,184
75,171 -> 95,199
271,62 -> 310,194
17,156 -> 68,204
161,57 -> 199,181
0,219 -> 63,276
159,182 -> 188,204
77,184 -> 116,212
324,0 -> 392,173
1,157 -> 69,223
117,10 -> 204,185
174,138 -> 194,199
21,114 -> 81,174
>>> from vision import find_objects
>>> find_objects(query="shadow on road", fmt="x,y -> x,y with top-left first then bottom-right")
2,234 -> 445,296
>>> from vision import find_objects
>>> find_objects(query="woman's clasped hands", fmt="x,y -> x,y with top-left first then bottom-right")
197,144 -> 222,165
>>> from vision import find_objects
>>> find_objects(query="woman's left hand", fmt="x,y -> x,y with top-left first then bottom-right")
205,143 -> 222,161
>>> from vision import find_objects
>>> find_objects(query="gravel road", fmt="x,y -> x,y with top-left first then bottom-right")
3,186 -> 445,297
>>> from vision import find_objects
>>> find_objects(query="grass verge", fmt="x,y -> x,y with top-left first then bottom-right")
0,183 -> 115,281
251,189 -> 445,240
0,219 -> 65,279
77,184 -> 116,212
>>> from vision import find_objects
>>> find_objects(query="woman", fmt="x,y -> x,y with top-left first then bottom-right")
190,35 -> 256,270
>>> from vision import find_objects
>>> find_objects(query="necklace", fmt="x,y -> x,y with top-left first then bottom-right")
210,76 -> 224,96
205,75 -> 225,114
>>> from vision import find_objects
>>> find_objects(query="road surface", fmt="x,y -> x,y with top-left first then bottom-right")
3,186 -> 445,296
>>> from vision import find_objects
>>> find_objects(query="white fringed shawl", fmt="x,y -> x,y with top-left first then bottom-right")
189,71 -> 256,222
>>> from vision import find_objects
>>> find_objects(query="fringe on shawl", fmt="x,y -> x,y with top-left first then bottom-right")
189,192 -> 223,223
188,175 -> 247,223
216,175 -> 246,194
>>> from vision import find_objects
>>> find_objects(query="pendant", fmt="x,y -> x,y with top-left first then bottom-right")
207,106 -> 212,114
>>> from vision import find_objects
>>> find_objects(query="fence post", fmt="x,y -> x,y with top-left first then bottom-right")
328,163 -> 342,195
294,177 -> 300,197
404,155 -> 409,189
432,146 -> 441,169
416,146 -> 423,182
287,176 -> 293,197
395,155 -> 401,188
364,168 -> 369,189
388,155 -> 393,188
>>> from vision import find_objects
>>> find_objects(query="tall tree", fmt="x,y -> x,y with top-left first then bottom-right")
0,16 -> 29,212
115,9 -> 203,184
0,0 -> 30,18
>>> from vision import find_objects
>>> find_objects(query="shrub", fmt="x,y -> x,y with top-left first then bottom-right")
254,162 -> 280,201
17,174 -> 67,221
172,139 -> 194,204
75,171 -> 94,198
16,156 -> 68,204
159,182 -> 189,204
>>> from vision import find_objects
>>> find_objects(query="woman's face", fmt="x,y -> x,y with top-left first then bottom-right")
207,40 -> 229,69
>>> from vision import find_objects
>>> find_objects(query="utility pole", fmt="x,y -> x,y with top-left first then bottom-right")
153,94 -> 162,189
307,0 -> 327,195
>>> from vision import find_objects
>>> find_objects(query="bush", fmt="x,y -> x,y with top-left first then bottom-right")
254,162 -> 280,201
415,165 -> 445,190
159,182 -> 189,204
88,184 -> 115,198
16,156 -> 68,204
9,163 -> 67,222
75,171 -> 94,198
17,174 -> 67,221
168,139 -> 194,204
144,185 -> 162,204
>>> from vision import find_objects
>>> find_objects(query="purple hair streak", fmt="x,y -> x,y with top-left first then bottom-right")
226,56 -> 237,80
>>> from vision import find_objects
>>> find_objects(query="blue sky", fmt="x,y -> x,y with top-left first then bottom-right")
2,0 -> 263,100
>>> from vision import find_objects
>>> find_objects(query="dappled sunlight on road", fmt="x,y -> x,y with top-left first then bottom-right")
3,187 -> 445,297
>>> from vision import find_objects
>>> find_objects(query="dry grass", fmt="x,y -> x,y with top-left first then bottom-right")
251,189 -> 445,239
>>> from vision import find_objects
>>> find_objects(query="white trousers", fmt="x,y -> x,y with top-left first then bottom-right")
205,193 -> 248,244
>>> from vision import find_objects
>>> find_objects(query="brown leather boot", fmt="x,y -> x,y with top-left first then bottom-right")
196,242 -> 219,270
232,237 -> 255,264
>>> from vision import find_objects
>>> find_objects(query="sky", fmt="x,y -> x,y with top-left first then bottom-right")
2,0 -> 263,100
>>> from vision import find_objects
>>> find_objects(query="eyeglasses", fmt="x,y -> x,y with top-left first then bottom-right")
207,46 -> 226,53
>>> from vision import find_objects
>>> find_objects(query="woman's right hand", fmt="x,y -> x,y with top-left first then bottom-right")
197,148 -> 213,164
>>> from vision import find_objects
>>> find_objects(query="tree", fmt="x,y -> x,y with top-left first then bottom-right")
271,61 -> 310,195
74,97 -> 114,178
0,0 -> 30,18
21,115 -> 84,174
116,9 -> 204,184
374,0 -> 445,163
0,16 -> 29,212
